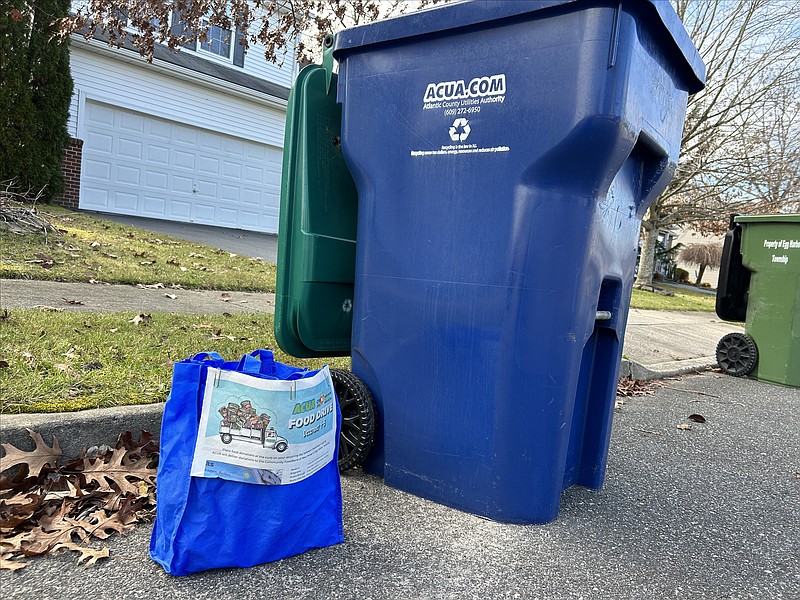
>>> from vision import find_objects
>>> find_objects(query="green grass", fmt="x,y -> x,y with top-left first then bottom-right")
0,205 -> 276,292
630,283 -> 716,312
0,310 -> 349,414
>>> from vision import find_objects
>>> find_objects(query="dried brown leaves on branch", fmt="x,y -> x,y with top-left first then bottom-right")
0,180 -> 60,236
0,430 -> 158,570
62,1 -> 445,64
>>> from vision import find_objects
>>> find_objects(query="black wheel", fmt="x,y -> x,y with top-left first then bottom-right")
221,433 -> 233,444
331,368 -> 376,472
275,441 -> 288,453
716,332 -> 758,377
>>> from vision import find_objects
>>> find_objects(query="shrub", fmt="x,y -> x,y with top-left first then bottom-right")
673,268 -> 690,283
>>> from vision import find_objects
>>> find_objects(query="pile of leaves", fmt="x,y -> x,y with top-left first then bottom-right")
0,430 -> 157,570
616,377 -> 665,398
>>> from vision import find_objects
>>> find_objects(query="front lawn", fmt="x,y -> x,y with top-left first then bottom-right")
0,205 -> 276,292
0,310 -> 349,414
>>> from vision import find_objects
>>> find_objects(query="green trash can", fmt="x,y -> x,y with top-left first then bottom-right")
716,214 -> 800,387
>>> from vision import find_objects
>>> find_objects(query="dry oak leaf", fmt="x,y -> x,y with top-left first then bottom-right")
52,542 -> 110,567
0,493 -> 44,530
0,430 -> 62,477
0,553 -> 27,571
80,449 -> 147,496
85,512 -> 133,540
19,526 -> 86,556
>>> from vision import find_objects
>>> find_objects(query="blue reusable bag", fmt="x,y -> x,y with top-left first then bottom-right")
149,350 -> 344,576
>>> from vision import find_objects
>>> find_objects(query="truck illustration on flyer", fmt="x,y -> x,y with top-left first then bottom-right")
190,366 -> 337,485
217,398 -> 289,452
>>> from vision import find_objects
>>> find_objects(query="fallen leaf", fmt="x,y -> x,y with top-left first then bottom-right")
32,306 -> 64,312
222,312 -> 231,317
90,241 -> 100,248
188,252 -> 207,258
81,361 -> 103,371
676,423 -> 692,431
109,328 -> 118,333
0,430 -> 62,476
136,282 -> 164,290
166,258 -> 180,266
229,253 -> 237,258
62,298 -> 84,306
164,293 -> 177,300
139,261 -> 155,266
220,293 -> 231,302
53,363 -> 72,373
22,352 -> 35,365
52,542 -> 110,568
130,314 -> 151,325
179,266 -> 188,272
0,554 -> 27,571
687,414 -> 706,423
0,360 -> 8,368
102,253 -> 119,259
239,300 -> 248,304
63,347 -> 77,358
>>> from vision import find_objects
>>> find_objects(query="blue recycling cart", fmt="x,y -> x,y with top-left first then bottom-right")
279,0 -> 705,524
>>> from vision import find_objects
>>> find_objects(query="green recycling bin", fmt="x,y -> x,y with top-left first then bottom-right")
716,214 -> 800,387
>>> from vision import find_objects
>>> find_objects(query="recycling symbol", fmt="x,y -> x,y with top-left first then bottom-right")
449,118 -> 471,142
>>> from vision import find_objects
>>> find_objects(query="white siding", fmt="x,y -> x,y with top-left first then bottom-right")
241,37 -> 298,88
68,44 -> 287,147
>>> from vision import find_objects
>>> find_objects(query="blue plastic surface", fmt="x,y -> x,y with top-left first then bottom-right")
333,0 -> 704,523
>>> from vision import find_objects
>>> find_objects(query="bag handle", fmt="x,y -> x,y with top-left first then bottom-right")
191,352 -> 225,364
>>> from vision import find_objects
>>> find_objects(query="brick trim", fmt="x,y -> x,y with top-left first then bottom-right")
54,137 -> 83,210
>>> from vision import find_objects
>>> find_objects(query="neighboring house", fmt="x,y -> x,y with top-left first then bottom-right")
57,15 -> 297,234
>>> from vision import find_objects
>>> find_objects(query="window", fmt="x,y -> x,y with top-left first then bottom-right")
120,8 -> 244,67
199,19 -> 232,60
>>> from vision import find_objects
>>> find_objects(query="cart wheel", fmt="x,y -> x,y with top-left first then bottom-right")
331,368 -> 376,472
716,332 -> 758,377
221,433 -> 233,444
275,441 -> 288,453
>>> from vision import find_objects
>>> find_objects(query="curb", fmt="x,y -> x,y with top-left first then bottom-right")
1,361 -> 716,460
624,356 -> 717,381
0,403 -> 164,460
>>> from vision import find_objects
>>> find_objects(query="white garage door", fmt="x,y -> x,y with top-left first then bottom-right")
80,101 -> 281,233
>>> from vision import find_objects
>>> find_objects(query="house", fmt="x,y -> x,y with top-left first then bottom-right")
57,15 -> 298,234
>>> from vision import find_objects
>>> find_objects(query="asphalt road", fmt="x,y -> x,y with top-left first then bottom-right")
2,373 -> 798,599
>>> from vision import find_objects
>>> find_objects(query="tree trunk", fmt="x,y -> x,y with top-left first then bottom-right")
634,220 -> 657,288
695,264 -> 707,286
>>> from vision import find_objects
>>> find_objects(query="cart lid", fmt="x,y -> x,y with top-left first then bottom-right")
333,0 -> 705,94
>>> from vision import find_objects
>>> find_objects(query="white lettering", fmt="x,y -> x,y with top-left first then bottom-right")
423,74 -> 506,102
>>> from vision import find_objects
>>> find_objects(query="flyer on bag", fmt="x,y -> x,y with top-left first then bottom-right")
189,366 -> 337,485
